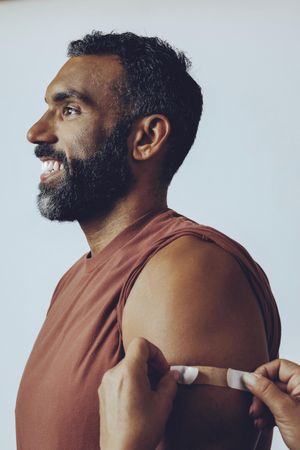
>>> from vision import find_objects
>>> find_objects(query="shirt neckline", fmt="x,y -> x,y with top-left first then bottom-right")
83,207 -> 171,272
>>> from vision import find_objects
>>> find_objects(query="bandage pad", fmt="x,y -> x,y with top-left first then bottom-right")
170,365 -> 249,392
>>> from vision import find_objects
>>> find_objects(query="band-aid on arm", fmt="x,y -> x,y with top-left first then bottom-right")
170,365 -> 249,392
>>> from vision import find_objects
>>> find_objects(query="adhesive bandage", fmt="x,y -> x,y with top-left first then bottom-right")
170,365 -> 249,392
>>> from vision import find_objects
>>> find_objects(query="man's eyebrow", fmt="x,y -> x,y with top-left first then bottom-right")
45,89 -> 93,105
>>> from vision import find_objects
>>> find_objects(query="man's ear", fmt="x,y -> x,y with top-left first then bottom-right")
129,115 -> 171,161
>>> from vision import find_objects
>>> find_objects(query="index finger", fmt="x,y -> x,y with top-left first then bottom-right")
255,359 -> 300,396
126,337 -> 170,376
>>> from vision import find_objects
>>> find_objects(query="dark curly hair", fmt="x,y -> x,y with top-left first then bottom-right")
68,31 -> 203,185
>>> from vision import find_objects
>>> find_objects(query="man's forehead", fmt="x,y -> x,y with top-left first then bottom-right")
46,54 -> 123,101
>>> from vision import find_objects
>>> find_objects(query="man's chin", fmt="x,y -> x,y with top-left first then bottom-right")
36,194 -> 114,223
37,195 -> 77,222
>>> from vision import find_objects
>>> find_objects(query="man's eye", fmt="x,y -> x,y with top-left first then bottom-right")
62,106 -> 80,116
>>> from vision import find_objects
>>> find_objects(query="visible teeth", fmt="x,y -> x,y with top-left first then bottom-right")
47,161 -> 54,171
41,159 -> 64,174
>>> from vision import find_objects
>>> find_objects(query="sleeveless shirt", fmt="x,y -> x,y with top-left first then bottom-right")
15,208 -> 281,450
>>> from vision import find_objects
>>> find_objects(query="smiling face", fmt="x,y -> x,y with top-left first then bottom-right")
27,55 -> 135,221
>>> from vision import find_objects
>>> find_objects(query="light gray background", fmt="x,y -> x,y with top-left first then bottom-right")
1,0 -> 299,448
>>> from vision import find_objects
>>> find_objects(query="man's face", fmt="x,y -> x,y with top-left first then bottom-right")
27,55 -> 135,222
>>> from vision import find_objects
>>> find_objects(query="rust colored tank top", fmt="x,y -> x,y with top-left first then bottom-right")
15,208 -> 281,450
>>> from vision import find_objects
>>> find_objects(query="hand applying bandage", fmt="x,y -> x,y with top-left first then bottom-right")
98,337 -> 179,450
242,359 -> 300,450
99,339 -> 300,450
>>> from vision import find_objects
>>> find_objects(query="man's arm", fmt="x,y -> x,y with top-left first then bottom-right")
122,236 -> 271,449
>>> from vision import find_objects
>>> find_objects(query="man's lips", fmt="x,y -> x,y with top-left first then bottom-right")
40,170 -> 63,183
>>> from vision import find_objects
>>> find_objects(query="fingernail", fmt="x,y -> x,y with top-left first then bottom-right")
243,372 -> 262,387
170,369 -> 181,382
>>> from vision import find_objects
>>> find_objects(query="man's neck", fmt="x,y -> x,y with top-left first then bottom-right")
79,192 -> 168,257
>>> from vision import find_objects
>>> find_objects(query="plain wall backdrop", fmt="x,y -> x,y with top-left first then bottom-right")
1,0 -> 299,448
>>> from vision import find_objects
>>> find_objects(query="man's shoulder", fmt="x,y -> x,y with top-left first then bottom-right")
160,210 -> 251,262
148,233 -> 236,264
122,231 -> 268,363
140,233 -> 243,292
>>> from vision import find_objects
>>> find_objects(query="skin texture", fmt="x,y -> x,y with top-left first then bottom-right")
122,236 -> 272,449
28,55 -> 274,449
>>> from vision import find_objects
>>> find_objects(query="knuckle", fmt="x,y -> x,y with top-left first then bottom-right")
290,373 -> 300,394
285,358 -> 300,370
100,367 -> 115,386
126,337 -> 146,358
101,369 -> 112,382
131,336 -> 146,349
293,373 -> 300,383
257,378 -> 273,396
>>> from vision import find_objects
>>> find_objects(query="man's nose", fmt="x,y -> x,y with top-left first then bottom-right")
27,113 -> 57,145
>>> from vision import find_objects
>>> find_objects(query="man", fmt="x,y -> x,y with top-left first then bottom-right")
15,31 -> 281,449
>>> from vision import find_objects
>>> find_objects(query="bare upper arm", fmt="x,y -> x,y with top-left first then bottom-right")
122,236 -> 271,449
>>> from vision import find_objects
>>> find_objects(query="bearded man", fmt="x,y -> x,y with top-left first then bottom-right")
15,31 -> 281,450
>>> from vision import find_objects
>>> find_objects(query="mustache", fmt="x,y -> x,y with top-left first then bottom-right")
34,144 -> 68,164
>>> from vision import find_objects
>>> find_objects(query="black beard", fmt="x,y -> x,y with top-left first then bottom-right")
34,120 -> 135,222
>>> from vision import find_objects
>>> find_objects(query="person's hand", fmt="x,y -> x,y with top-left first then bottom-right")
243,359 -> 300,450
98,337 -> 179,450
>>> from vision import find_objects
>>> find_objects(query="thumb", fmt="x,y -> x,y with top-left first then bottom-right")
243,373 -> 290,417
